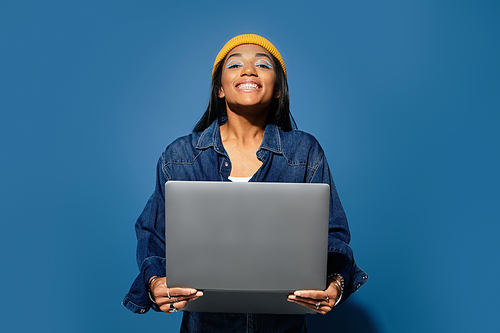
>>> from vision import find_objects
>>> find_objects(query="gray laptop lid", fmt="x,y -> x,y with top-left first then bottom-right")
165,181 -> 330,314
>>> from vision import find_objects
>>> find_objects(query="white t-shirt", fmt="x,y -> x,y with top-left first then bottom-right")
228,176 -> 251,182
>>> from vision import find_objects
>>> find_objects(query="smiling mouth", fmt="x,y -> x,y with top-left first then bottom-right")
236,83 -> 260,90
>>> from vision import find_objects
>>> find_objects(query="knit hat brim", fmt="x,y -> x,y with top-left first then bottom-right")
212,34 -> 286,77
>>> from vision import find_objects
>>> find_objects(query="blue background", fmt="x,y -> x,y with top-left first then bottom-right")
1,1 -> 498,332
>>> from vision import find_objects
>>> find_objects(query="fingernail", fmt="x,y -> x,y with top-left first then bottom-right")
196,291 -> 203,296
294,292 -> 301,297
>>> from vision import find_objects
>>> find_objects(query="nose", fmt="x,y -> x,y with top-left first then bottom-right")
241,62 -> 257,76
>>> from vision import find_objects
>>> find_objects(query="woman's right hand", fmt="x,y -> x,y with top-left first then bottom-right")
149,276 -> 203,314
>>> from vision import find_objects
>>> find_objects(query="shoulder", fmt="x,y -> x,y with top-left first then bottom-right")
281,128 -> 321,143
161,131 -> 204,164
279,129 -> 325,167
280,128 -> 324,154
160,119 -> 220,166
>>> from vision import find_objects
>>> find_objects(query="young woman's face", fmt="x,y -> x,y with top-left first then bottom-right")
218,44 -> 278,113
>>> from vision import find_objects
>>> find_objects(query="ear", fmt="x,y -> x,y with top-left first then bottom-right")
218,87 -> 225,98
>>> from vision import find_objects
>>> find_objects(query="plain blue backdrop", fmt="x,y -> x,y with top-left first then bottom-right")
1,1 -> 499,332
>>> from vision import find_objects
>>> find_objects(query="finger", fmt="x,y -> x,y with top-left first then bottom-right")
159,296 -> 202,314
156,293 -> 201,305
159,299 -> 185,313
154,286 -> 202,298
287,298 -> 331,315
288,295 -> 330,307
167,287 -> 201,297
293,290 -> 329,300
287,298 -> 329,314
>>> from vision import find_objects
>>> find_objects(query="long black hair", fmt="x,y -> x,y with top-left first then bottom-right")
193,53 -> 296,132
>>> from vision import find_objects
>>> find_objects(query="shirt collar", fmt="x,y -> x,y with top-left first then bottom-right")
196,119 -> 283,155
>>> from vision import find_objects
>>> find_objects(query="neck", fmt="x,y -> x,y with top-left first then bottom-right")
221,104 -> 268,142
220,110 -> 267,144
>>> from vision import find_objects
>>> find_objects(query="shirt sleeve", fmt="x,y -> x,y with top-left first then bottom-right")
310,152 -> 368,303
122,153 -> 168,314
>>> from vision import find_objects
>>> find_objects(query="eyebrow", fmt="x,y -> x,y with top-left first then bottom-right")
255,53 -> 271,60
226,52 -> 272,61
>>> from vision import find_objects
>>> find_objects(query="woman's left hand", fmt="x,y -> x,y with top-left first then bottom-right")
287,278 -> 340,314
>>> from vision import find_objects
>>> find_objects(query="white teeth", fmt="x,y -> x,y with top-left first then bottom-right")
238,83 -> 258,89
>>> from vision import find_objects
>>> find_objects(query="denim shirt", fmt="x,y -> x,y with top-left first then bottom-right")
122,120 -> 368,332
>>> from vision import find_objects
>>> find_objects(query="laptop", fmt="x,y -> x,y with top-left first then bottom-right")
165,181 -> 330,314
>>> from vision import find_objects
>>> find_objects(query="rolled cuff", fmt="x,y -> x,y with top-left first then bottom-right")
122,256 -> 166,314
327,239 -> 368,304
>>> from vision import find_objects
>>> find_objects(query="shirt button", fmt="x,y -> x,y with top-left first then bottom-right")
357,283 -> 361,289
224,162 -> 229,167
363,275 -> 368,279
140,308 -> 146,314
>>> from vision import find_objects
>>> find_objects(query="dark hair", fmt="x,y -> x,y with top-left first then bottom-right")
193,54 -> 296,132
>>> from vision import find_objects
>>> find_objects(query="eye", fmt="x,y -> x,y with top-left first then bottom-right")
255,59 -> 273,69
225,60 -> 243,69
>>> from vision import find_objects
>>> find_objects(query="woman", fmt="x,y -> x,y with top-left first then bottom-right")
123,34 -> 367,332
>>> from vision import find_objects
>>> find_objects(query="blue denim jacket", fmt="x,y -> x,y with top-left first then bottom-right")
122,120 -> 368,332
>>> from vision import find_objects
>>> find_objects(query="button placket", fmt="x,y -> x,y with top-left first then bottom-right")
220,157 -> 231,179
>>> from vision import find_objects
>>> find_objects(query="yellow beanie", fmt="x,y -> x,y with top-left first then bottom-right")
212,34 -> 286,77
